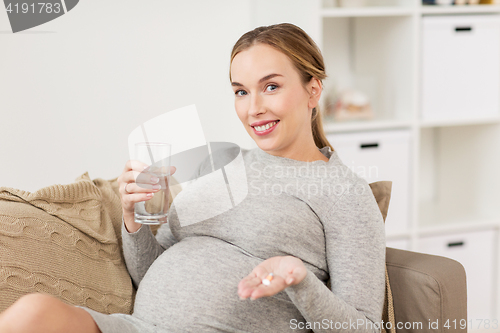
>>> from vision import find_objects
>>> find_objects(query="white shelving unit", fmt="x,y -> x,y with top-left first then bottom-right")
316,1 -> 500,330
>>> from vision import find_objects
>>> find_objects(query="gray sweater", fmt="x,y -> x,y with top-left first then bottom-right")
84,146 -> 386,333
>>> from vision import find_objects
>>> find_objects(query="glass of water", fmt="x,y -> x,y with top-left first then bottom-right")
133,142 -> 172,225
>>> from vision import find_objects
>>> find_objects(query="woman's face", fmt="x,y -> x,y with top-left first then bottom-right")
230,43 -> 321,156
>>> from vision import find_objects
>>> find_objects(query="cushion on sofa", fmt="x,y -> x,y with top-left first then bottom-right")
369,181 -> 396,333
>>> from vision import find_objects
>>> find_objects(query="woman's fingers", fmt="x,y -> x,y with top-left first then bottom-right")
238,274 -> 287,301
122,164 -> 176,186
119,160 -> 176,215
290,266 -> 306,285
238,276 -> 260,299
124,182 -> 161,194
149,165 -> 176,175
237,256 -> 308,301
121,182 -> 156,202
238,268 -> 280,300
251,276 -> 287,300
124,159 -> 149,173
238,270 -> 262,298
278,258 -> 307,286
125,160 -> 176,175
123,192 -> 154,205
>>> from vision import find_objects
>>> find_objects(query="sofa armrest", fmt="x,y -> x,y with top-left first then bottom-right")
386,247 -> 467,333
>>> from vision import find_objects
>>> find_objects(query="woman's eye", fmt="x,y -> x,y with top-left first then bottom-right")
266,84 -> 278,92
235,90 -> 247,96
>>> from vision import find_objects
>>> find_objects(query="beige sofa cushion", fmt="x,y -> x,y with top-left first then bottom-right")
369,181 -> 396,333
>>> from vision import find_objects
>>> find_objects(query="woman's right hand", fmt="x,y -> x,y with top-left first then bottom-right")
118,160 -> 176,233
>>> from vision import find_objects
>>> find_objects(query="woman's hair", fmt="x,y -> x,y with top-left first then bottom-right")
229,23 -> 333,152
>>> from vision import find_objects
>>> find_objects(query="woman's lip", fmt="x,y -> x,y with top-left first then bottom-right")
252,121 -> 279,136
250,119 -> 279,127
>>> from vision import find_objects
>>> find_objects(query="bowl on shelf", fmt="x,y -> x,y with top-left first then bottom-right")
327,89 -> 374,122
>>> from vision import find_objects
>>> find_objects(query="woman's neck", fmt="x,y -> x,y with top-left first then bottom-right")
260,142 -> 329,162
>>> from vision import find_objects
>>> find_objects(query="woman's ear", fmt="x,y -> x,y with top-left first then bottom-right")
307,77 -> 322,110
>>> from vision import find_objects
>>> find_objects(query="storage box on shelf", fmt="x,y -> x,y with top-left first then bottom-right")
421,14 -> 500,125
327,129 -> 412,237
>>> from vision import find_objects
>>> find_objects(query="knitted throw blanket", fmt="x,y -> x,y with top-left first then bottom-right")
0,172 -> 135,314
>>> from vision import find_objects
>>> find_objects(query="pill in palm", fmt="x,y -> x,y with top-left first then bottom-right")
262,273 -> 274,286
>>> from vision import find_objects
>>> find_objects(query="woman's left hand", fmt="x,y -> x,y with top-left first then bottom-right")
238,256 -> 307,301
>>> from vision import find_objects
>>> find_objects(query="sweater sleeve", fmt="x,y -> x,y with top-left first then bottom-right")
285,177 -> 386,333
121,218 -> 179,288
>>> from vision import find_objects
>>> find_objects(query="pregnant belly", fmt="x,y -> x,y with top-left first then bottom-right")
132,236 -> 304,332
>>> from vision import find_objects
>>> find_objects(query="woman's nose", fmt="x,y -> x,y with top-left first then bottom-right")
248,94 -> 265,117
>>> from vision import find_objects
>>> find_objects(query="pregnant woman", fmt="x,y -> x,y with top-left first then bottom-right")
0,23 -> 386,333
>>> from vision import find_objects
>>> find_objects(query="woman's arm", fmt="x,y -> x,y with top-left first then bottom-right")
121,219 -> 178,288
284,177 -> 386,333
117,158 -> 180,288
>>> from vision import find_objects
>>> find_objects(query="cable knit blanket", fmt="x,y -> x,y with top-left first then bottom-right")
0,172 -> 180,314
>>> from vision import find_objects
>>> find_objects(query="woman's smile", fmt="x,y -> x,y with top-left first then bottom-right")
252,120 -> 280,136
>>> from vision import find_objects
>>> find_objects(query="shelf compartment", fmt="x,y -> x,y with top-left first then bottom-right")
418,124 -> 500,229
419,199 -> 500,228
321,15 -> 415,124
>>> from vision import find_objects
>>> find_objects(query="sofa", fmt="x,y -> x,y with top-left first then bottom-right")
0,172 -> 467,332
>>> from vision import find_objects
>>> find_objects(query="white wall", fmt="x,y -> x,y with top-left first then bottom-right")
250,0 -> 320,44
0,0 -> 253,191
0,0 -> 316,192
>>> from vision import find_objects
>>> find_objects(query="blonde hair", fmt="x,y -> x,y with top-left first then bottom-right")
229,23 -> 333,151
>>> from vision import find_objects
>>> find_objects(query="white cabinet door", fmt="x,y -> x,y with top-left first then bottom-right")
417,229 -> 496,326
327,129 -> 411,236
421,14 -> 500,123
